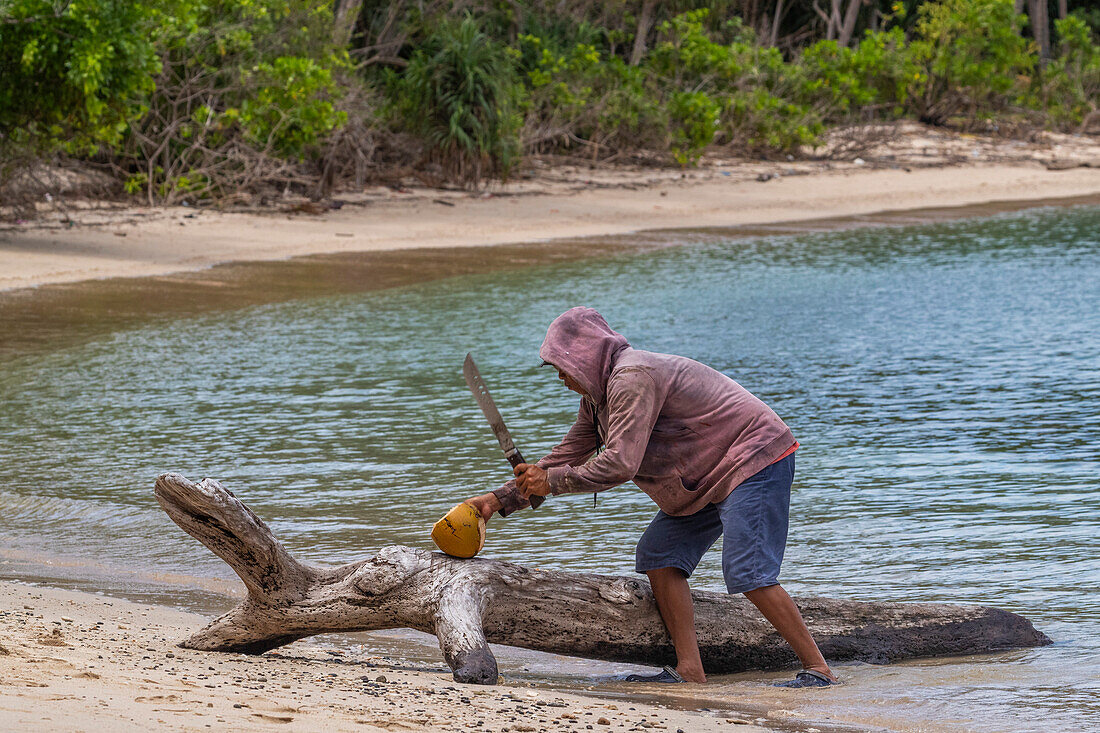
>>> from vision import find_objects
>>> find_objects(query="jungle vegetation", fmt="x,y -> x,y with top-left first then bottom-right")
1,0 -> 1098,203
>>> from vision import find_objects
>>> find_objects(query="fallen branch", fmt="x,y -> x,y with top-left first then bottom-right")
154,473 -> 1051,685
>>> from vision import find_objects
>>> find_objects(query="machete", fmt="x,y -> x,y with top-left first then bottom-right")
463,353 -> 544,509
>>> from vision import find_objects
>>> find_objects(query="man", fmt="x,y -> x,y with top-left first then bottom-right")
464,307 -> 836,687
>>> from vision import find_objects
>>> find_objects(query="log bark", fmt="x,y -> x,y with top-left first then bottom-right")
154,473 -> 1051,685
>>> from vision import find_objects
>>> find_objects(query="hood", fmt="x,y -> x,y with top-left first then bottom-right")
539,307 -> 629,405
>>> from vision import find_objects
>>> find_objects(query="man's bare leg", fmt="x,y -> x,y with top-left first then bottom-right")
646,568 -> 707,683
743,584 -> 836,681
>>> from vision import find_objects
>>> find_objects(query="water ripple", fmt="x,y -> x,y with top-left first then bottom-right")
0,205 -> 1098,730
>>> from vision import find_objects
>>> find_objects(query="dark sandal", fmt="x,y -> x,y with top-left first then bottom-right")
624,665 -> 685,683
774,669 -> 837,688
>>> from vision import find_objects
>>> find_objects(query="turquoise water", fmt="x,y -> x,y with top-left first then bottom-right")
1,205 -> 1098,731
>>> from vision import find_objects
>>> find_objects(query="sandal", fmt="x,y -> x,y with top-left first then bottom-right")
774,669 -> 837,688
624,665 -> 685,683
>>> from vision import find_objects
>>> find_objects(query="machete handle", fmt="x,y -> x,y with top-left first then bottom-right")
508,450 -> 545,509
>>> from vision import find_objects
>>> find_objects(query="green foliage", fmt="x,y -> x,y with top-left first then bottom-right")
241,56 -> 346,158
516,33 -> 660,155
395,16 -> 521,187
797,28 -> 917,120
0,0 -> 159,156
907,0 -> 1032,126
668,91 -> 722,165
1070,7 -> 1100,40
649,10 -> 822,159
726,88 -> 822,151
648,10 -> 762,82
5,0 -> 1100,197
118,0 -> 348,202
1029,15 -> 1100,128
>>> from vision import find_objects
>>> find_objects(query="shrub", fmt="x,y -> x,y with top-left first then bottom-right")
394,16 -> 521,187
516,33 -> 661,157
515,10 -> 825,164
906,0 -> 1032,126
668,91 -> 722,165
796,28 -> 917,121
117,0 -> 348,203
725,88 -> 822,152
1030,15 -> 1100,130
649,10 -> 822,159
0,0 -> 159,159
240,57 -> 346,159
1071,7 -> 1100,40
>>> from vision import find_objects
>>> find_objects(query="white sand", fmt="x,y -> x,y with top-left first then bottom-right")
0,581 -> 772,733
2,161 -> 1098,292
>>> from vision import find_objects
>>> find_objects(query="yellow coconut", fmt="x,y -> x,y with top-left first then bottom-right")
431,502 -> 486,558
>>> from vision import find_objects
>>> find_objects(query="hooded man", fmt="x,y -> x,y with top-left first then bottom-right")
464,307 -> 836,687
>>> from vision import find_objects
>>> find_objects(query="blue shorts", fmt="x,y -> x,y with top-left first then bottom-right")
634,453 -> 794,594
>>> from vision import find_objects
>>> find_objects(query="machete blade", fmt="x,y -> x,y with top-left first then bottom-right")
463,353 -> 544,509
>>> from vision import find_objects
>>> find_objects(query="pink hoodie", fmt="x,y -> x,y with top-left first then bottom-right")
493,307 -> 796,517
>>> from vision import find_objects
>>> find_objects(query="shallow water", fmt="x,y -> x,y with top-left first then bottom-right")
1,205 -> 1098,731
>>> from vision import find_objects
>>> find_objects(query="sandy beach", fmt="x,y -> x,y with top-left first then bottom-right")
0,581 -> 780,733
1,128 -> 1098,732
3,123 -> 1100,293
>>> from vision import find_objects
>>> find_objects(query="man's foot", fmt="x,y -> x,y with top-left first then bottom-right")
624,666 -> 686,684
774,669 -> 837,688
675,665 -> 707,683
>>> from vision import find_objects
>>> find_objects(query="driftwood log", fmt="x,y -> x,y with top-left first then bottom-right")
154,473 -> 1050,684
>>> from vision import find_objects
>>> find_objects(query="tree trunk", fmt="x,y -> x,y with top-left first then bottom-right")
154,473 -> 1052,685
769,0 -> 786,47
837,0 -> 864,48
827,0 -> 842,40
629,0 -> 658,66
332,0 -> 363,48
1057,0 -> 1067,20
1028,0 -> 1051,62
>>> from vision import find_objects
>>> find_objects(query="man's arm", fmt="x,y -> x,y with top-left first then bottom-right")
535,399 -> 602,469
466,401 -> 600,519
540,368 -> 664,496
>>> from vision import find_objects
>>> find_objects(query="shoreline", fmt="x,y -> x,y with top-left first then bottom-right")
3,183 -> 1098,362
0,579 -> 790,733
0,543 -> 881,733
2,148 -> 1098,732
2,161 -> 1099,293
